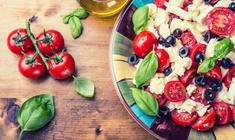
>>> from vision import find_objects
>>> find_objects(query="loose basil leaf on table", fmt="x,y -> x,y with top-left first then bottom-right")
63,14 -> 73,24
214,38 -> 234,59
69,17 -> 83,39
17,94 -> 55,140
132,6 -> 149,34
131,88 -> 159,116
135,50 -> 158,88
72,8 -> 89,19
197,57 -> 217,73
73,76 -> 95,98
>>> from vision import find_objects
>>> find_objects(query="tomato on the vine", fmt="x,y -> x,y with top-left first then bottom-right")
7,29 -> 34,55
171,110 -> 198,126
164,81 -> 186,102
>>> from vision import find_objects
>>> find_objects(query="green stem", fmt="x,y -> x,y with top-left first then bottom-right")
18,130 -> 24,140
26,20 -> 49,69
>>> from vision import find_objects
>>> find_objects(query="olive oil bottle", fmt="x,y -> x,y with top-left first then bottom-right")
79,0 -> 130,18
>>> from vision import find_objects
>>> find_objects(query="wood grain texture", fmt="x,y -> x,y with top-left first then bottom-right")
0,0 -> 155,139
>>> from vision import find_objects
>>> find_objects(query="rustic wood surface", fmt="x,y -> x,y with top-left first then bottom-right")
0,0 -> 155,140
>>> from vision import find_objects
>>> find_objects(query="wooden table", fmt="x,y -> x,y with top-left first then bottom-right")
0,0 -> 155,139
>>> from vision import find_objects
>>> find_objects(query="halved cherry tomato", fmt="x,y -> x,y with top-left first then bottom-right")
133,31 -> 158,58
206,65 -> 222,80
180,30 -> 197,49
171,110 -> 198,126
205,7 -> 235,36
191,108 -> 216,131
164,81 -> 186,102
146,88 -> 167,107
213,102 -> 231,125
180,69 -> 197,87
155,49 -> 170,72
189,44 -> 207,68
154,0 -> 169,9
232,106 -> 235,122
190,87 -> 211,105
223,65 -> 235,88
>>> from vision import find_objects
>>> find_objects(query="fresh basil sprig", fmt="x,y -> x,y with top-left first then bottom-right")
63,8 -> 89,39
131,88 -> 159,116
132,6 -> 149,34
17,94 -> 55,140
73,76 -> 95,98
135,50 -> 158,87
197,38 -> 234,73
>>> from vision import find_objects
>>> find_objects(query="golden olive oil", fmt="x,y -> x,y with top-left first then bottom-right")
79,0 -> 130,18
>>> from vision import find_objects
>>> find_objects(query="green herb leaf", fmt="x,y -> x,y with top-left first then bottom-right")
131,88 -> 159,116
132,6 -> 149,34
17,94 -> 55,140
63,14 -> 72,24
214,38 -> 234,59
135,50 -> 158,87
68,17 -> 83,39
72,8 -> 89,19
197,57 -> 217,73
73,76 -> 95,98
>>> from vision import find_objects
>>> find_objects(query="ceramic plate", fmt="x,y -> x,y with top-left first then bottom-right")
109,0 -> 235,139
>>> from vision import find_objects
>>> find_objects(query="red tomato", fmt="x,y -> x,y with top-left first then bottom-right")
183,0 -> 193,11
206,65 -> 222,80
154,0 -> 169,9
232,106 -> 235,122
180,69 -> 197,87
48,52 -> 75,79
179,30 -> 197,49
205,7 -> 235,36
223,65 -> 235,88
146,88 -> 167,106
155,49 -> 170,72
171,110 -> 198,126
168,13 -> 179,24
191,108 -> 216,131
213,102 -> 231,125
7,29 -> 34,55
37,30 -> 64,56
190,87 -> 211,105
18,51 -> 46,79
189,44 -> 207,68
164,81 -> 186,102
133,31 -> 158,58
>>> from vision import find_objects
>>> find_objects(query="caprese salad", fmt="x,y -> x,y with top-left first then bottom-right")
129,0 -> 235,131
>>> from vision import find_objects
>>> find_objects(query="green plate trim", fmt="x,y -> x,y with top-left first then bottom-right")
117,80 -> 135,106
113,32 -> 133,57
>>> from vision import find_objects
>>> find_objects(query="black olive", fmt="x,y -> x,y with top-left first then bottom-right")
203,31 -> 212,43
159,106 -> 170,118
163,66 -> 172,76
204,89 -> 216,101
179,47 -> 190,58
128,54 -> 140,65
216,36 -> 225,41
210,80 -> 222,92
229,2 -> 235,12
166,35 -> 176,46
173,28 -> 183,38
194,51 -> 205,63
158,37 -> 166,45
204,0 -> 211,4
195,75 -> 208,87
221,58 -> 233,69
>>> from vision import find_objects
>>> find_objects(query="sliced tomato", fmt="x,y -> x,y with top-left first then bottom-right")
154,0 -> 169,9
180,30 -> 197,49
146,88 -> 167,107
232,106 -> 235,122
180,69 -> 197,87
155,49 -> 170,72
223,65 -> 235,88
171,110 -> 198,126
189,44 -> 207,68
213,102 -> 231,125
206,65 -> 222,80
191,108 -> 216,131
164,81 -> 186,102
205,7 -> 235,36
190,87 -> 211,105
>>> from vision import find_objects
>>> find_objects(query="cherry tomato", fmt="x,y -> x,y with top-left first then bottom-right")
205,7 -> 235,36
164,81 -> 186,102
206,65 -> 222,80
18,51 -> 46,79
155,49 -> 170,72
171,110 -> 198,126
223,65 -> 235,88
213,102 -> 231,125
146,88 -> 167,107
154,0 -> 169,9
7,29 -> 34,55
37,30 -> 64,56
180,69 -> 197,87
191,108 -> 216,131
48,52 -> 75,79
179,30 -> 197,49
232,106 -> 235,122
190,87 -> 211,105
189,44 -> 207,68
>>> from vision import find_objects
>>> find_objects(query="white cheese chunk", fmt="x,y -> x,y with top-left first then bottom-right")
205,39 -> 218,58
227,50 -> 235,62
164,72 -> 179,83
186,84 -> 197,97
167,0 -> 185,7
214,0 -> 232,7
149,77 -> 165,94
216,83 -> 235,105
228,78 -> 235,104
170,18 -> 185,32
196,104 -> 209,117
166,5 -> 192,20
159,23 -> 171,38
192,0 -> 203,7
146,4 -> 157,18
154,8 -> 169,27
180,99 -> 197,113
165,101 -> 183,111
146,18 -> 158,36
231,36 -> 235,45
196,4 -> 213,25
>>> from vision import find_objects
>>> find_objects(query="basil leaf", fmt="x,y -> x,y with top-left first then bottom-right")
63,14 -> 72,24
17,94 -> 55,140
69,17 -> 83,39
197,57 -> 217,73
73,8 -> 89,19
131,88 -> 159,116
132,6 -> 149,34
135,50 -> 158,88
214,38 -> 234,59
73,76 -> 95,98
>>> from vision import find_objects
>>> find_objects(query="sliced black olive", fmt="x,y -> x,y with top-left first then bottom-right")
195,75 -> 208,87
229,2 -> 235,12
173,28 -> 182,38
204,89 -> 216,101
194,51 -> 205,63
158,37 -> 166,45
179,47 -> 190,58
210,80 -> 222,92
128,54 -> 140,65
221,58 -> 233,69
166,35 -> 176,46
163,66 -> 172,76
159,106 -> 170,118
204,0 -> 211,4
